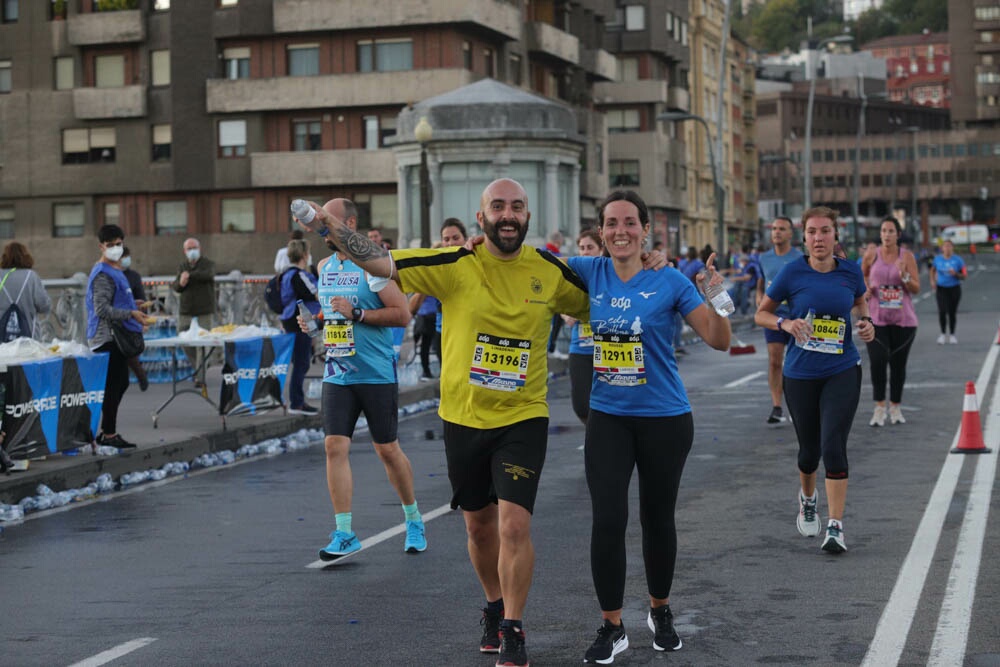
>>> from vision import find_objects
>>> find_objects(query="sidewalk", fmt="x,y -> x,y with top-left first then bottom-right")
0,370 -> 439,505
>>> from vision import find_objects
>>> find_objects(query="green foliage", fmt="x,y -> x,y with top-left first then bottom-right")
751,0 -> 800,52
853,9 -> 898,46
882,0 -> 948,35
96,0 -> 139,11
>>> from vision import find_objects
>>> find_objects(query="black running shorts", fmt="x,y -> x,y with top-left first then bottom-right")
321,382 -> 398,444
443,417 -> 548,514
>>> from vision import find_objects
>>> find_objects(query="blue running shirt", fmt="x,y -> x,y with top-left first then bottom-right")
766,256 -> 866,380
758,247 -> 803,318
568,257 -> 704,417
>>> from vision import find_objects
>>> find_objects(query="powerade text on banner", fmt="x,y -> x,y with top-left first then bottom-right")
219,334 -> 294,415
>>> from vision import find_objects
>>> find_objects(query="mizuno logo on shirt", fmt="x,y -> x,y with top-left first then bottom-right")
638,291 -> 657,299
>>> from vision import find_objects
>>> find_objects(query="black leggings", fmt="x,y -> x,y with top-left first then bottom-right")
783,365 -> 861,479
586,409 -> 693,610
935,286 -> 961,334
415,314 -> 439,375
568,353 -> 592,422
866,325 -> 916,403
96,341 -> 129,435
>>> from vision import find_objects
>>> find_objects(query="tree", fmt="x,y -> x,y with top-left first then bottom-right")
853,8 -> 898,47
752,0 -> 801,52
884,0 -> 948,34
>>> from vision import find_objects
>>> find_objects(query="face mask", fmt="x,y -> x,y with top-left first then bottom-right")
104,246 -> 124,262
120,257 -> 132,269
185,249 -> 200,262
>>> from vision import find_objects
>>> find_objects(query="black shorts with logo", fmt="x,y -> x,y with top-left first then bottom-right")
443,417 -> 548,514
321,382 -> 398,444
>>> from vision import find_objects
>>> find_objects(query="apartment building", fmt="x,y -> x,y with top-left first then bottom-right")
862,32 -> 951,108
0,0 -> 657,277
950,0 -> 1000,125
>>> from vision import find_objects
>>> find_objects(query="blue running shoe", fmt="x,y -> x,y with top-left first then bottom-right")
404,519 -> 427,553
319,530 -> 361,561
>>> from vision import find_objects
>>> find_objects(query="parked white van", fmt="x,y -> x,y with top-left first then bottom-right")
939,224 -> 989,245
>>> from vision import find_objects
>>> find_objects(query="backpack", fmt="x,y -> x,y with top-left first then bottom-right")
0,269 -> 30,343
264,267 -> 294,314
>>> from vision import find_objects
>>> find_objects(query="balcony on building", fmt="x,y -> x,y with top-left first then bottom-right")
525,22 -> 580,65
594,80 -> 667,105
68,10 -> 144,46
580,48 -> 617,81
742,111 -> 755,123
271,0 -> 521,40
72,85 -> 147,119
206,69 -> 476,113
251,148 -> 395,187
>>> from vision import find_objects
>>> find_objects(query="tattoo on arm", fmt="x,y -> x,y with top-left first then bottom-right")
336,228 -> 389,262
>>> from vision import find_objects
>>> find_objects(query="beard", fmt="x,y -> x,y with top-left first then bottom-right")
483,216 -> 529,254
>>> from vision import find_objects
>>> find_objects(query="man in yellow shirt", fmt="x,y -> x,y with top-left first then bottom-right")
299,178 -> 589,667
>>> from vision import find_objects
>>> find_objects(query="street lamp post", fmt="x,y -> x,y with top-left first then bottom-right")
414,116 -> 433,248
658,111 -> 725,258
851,73 -> 867,257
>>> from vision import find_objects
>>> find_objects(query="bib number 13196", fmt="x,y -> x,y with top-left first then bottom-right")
469,333 -> 530,392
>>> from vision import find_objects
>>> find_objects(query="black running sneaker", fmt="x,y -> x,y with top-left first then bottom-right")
496,625 -> 528,667
584,619 -> 629,664
102,434 -> 137,450
480,607 -> 503,653
647,605 -> 682,651
767,406 -> 785,424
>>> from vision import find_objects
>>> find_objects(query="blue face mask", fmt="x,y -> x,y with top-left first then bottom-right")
121,257 -> 132,269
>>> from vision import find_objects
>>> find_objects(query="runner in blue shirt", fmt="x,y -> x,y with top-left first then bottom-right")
755,206 -> 875,555
929,240 -> 966,344
568,190 -> 731,664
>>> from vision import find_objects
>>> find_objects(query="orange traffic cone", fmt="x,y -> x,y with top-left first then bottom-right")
951,381 -> 992,454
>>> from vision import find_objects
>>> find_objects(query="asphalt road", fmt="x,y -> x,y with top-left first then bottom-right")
1,255 -> 998,667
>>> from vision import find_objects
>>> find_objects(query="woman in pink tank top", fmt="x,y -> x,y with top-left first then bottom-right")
861,217 -> 921,427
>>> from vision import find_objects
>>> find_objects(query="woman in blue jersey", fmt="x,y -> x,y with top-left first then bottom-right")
562,227 -> 604,424
755,206 -> 875,556
929,240 -> 966,344
568,190 -> 731,664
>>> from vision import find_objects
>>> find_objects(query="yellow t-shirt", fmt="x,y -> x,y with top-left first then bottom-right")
394,245 -> 590,429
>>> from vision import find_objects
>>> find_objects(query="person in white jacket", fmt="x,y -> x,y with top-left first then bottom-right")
0,241 -> 52,340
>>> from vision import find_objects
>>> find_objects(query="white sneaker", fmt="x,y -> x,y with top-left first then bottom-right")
821,521 -> 847,554
869,405 -> 887,427
889,405 -> 906,424
949,335 -> 958,345
796,491 -> 820,537
548,350 -> 568,360
936,334 -> 946,345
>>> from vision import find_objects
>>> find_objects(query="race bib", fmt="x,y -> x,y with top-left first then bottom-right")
801,316 -> 846,355
469,333 -> 530,392
578,322 -> 594,348
878,285 -> 903,310
593,333 -> 646,386
324,321 -> 356,357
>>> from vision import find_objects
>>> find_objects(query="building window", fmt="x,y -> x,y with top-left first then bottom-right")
364,116 -> 378,149
2,0 -> 17,22
155,200 -> 187,235
152,123 -> 171,161
931,171 -> 941,184
223,47 -> 250,80
836,149 -> 846,162
607,109 -> 640,133
609,160 -> 640,187
62,127 -> 116,164
0,60 -> 10,93
222,198 -> 254,233
287,44 -> 319,76
218,0 -> 238,6
509,54 -> 522,86
218,120 -> 246,157
95,54 -> 125,88
484,48 -> 495,78
358,39 -> 413,73
54,57 -> 73,90
982,32 -> 994,43
927,60 -> 935,74
154,0 -> 170,10
872,147 -> 882,161
618,56 -> 638,82
293,120 -> 321,151
0,207 -> 13,238
463,41 -> 472,70
103,202 -> 120,227
151,49 -> 170,87
625,5 -> 645,31
53,203 -> 85,238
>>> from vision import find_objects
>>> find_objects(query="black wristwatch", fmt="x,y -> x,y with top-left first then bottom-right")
351,307 -> 364,322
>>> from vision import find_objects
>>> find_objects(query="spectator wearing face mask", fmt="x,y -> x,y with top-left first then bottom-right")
170,237 -> 216,388
120,247 -> 149,391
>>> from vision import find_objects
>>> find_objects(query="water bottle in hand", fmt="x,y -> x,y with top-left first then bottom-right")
795,308 -> 816,348
701,269 -> 735,317
290,199 -> 327,235
297,300 -> 320,338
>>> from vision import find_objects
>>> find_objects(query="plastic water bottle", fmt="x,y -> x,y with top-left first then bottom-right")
701,269 -> 735,317
290,199 -> 328,236
795,308 -> 816,348
297,300 -> 320,338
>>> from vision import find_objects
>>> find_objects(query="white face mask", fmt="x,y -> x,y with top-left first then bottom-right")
104,245 -> 124,262
185,249 -> 200,262
120,256 -> 132,269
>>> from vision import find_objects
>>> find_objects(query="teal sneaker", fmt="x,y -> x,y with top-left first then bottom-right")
319,530 -> 361,561
404,519 -> 427,553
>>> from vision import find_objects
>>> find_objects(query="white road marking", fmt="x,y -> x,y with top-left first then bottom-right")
306,502 -> 454,569
861,344 -> 999,667
66,637 -> 157,667
927,368 -> 1000,666
723,371 -> 764,388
